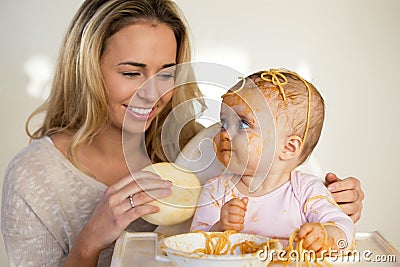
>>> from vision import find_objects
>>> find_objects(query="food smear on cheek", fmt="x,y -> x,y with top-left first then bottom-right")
220,152 -> 231,167
214,135 -> 228,167
246,131 -> 263,158
216,146 -> 231,168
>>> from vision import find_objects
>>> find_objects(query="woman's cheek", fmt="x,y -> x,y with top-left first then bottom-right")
159,89 -> 174,107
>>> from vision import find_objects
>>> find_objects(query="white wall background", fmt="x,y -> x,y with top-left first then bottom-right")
0,0 -> 399,265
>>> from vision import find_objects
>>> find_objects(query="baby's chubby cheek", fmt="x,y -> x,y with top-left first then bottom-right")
219,152 -> 231,167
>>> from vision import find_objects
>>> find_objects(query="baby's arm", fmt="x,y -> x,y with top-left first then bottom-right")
210,197 -> 248,232
296,173 -> 355,250
295,222 -> 346,255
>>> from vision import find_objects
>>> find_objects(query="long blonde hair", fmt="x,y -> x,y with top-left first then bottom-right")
26,0 -> 205,166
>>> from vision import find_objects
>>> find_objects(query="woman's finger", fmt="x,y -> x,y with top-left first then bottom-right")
339,201 -> 362,217
110,171 -> 163,192
327,177 -> 360,193
122,188 -> 172,212
349,207 -> 362,223
123,205 -> 161,225
324,172 -> 339,186
331,189 -> 359,204
117,178 -> 172,202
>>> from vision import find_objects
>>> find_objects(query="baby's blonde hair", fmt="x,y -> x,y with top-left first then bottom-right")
230,69 -> 325,164
26,0 -> 205,168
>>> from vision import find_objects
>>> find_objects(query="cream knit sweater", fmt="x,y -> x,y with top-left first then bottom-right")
1,138 -> 156,266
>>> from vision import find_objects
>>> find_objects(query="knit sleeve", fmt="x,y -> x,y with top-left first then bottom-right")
2,166 -> 65,267
1,139 -> 144,267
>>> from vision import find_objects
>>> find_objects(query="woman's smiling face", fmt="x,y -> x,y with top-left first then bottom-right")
100,22 -> 177,133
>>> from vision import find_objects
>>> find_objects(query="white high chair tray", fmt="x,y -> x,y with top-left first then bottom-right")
111,231 -> 400,267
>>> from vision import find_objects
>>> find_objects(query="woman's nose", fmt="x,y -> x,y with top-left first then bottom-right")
136,74 -> 175,103
136,78 -> 160,103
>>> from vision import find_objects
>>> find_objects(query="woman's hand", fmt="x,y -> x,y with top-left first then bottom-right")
65,171 -> 172,266
325,173 -> 364,223
211,197 -> 248,232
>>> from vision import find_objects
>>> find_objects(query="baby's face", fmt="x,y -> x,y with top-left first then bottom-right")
213,88 -> 276,177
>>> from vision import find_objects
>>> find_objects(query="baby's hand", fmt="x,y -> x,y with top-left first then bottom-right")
295,223 -> 330,254
213,197 -> 248,232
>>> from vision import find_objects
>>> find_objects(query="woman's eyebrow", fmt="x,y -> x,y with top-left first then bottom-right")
116,62 -> 176,69
117,61 -> 146,67
162,63 -> 176,69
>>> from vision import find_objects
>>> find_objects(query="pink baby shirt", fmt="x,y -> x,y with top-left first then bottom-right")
190,171 -> 354,245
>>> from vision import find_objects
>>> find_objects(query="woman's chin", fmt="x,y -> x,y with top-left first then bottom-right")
122,117 -> 155,134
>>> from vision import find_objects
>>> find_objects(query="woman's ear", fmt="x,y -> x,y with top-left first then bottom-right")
279,135 -> 303,161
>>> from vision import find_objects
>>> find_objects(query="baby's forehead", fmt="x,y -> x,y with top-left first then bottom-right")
221,87 -> 272,114
223,85 -> 271,105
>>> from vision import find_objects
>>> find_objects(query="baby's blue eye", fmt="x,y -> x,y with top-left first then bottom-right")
239,120 -> 250,129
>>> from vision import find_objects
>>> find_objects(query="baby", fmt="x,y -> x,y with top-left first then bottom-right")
191,69 -> 355,254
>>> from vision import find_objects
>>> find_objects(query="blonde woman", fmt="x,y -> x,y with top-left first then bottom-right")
1,0 -> 363,266
1,0 -> 204,266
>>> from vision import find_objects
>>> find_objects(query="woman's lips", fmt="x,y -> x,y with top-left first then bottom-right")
124,105 -> 155,121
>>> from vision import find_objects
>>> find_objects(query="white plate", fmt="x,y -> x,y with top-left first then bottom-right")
159,232 -> 280,267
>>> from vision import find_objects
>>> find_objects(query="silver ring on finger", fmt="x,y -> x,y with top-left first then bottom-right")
129,194 -> 135,209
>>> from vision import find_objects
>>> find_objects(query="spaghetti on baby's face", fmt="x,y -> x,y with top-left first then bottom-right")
213,86 -> 273,176
214,69 -> 325,177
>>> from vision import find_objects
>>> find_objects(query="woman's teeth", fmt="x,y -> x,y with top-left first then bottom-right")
127,106 -> 152,115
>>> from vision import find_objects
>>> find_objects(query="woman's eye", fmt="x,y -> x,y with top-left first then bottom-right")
156,72 -> 175,81
122,72 -> 141,78
239,120 -> 250,129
